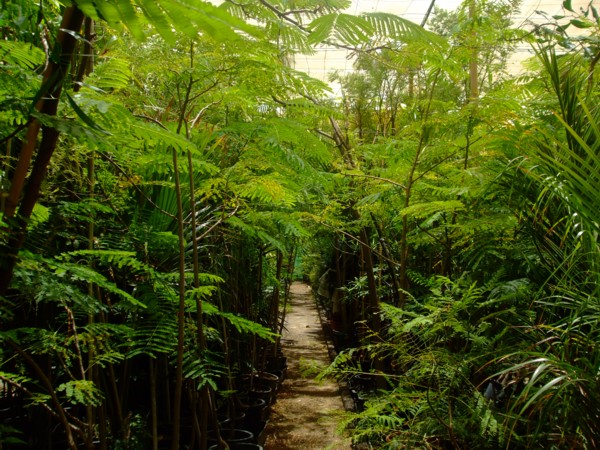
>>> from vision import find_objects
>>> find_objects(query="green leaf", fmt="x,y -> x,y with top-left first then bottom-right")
563,0 -> 574,12
74,0 -> 264,45
400,200 -> 465,219
570,19 -> 593,28
57,380 -> 104,406
362,12 -> 445,47
203,302 -> 277,341
308,13 -> 373,46
65,92 -> 111,135
0,41 -> 45,68
30,204 -> 50,227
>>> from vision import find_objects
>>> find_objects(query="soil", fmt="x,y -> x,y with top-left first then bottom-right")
264,282 -> 352,450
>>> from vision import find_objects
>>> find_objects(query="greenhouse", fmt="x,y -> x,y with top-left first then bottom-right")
1,0 -> 599,448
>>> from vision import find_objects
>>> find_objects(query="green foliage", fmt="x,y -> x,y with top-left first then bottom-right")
308,13 -> 373,46
400,199 -> 465,219
74,0 -> 263,44
5,0 -> 598,447
0,40 -> 45,68
181,349 -> 225,390
57,380 -> 104,406
325,275 -> 533,448
203,301 -> 277,342
18,251 -> 146,309
0,423 -> 25,445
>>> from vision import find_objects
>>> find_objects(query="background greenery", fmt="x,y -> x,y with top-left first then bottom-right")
1,0 -> 599,448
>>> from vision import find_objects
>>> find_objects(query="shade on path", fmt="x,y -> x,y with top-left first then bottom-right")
264,282 -> 351,449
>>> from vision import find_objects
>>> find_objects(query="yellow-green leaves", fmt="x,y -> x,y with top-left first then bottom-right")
74,0 -> 264,44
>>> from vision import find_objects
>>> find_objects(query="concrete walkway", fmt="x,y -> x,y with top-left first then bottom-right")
264,282 -> 351,450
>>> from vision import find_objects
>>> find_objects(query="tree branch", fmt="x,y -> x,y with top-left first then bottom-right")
342,172 -> 407,190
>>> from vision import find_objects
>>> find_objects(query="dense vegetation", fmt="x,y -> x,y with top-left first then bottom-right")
1,0 -> 599,448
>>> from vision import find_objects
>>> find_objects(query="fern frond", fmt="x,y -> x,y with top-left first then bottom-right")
400,200 -> 465,219
182,349 -> 225,389
362,12 -> 445,47
84,55 -> 132,91
0,41 -> 45,68
61,250 -> 159,280
127,282 -> 178,357
234,175 -> 297,207
18,251 -> 148,309
57,380 -> 104,406
203,302 -> 277,341
308,13 -> 372,46
267,21 -> 314,54
74,0 -> 264,44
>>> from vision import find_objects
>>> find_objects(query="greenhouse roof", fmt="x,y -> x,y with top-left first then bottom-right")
293,0 -> 586,87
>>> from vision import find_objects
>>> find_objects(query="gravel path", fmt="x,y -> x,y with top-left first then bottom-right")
264,282 -> 351,450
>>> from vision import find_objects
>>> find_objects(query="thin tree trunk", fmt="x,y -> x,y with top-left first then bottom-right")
357,225 -> 379,332
85,152 -> 97,450
370,212 -> 400,305
277,245 -> 296,341
187,150 -> 211,450
150,358 -> 159,450
469,0 -> 479,102
8,340 -> 79,450
398,70 -> 442,307
171,148 -> 187,450
270,251 -> 284,333
398,147 -> 420,307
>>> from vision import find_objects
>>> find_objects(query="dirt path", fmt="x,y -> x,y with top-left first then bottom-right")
264,282 -> 351,450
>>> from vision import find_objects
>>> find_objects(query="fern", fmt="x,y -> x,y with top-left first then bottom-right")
181,349 -> 225,390
400,199 -> 465,219
80,322 -> 132,367
126,282 -> 178,357
57,380 -> 104,406
267,20 -> 314,55
83,55 -> 132,91
203,301 -> 277,341
61,250 -> 158,278
74,0 -> 264,44
363,12 -> 445,47
234,175 -> 297,207
0,41 -> 45,69
308,13 -> 372,46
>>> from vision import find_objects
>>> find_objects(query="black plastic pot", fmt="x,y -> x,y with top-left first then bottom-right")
245,420 -> 268,446
218,411 -> 246,428
208,428 -> 254,447
241,396 -> 270,425
253,371 -> 280,396
209,444 -> 263,450
248,384 -> 274,405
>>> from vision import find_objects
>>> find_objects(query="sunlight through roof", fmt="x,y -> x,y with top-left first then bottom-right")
292,0 -> 584,93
